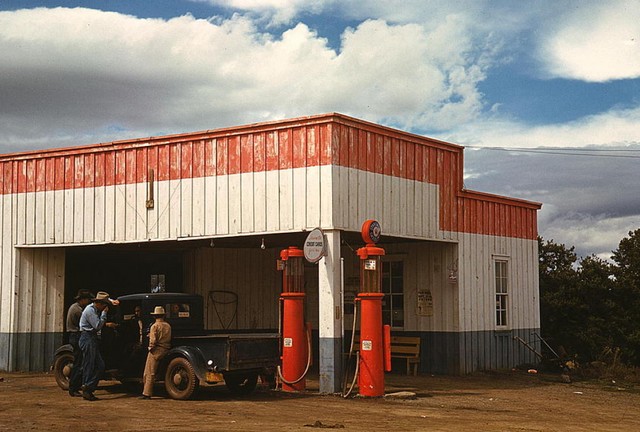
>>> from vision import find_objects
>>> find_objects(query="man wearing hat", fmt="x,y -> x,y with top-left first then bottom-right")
78,291 -> 119,401
140,305 -> 172,399
65,289 -> 93,397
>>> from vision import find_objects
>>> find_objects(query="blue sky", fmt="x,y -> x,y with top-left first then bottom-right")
1,0 -> 639,259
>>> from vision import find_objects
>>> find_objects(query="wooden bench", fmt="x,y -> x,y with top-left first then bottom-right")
390,336 -> 421,376
347,335 -> 421,376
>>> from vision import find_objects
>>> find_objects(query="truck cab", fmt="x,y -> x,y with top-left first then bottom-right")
53,293 -> 279,400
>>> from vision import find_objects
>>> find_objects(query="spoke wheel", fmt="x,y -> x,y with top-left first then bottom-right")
53,352 -> 74,391
164,357 -> 198,400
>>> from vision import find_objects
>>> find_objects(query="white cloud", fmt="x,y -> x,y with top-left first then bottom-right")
537,0 -> 640,82
539,212 -> 639,261
0,7 -> 488,151
448,106 -> 640,149
190,0 -> 330,24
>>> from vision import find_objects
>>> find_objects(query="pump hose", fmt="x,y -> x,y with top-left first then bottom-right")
277,324 -> 313,385
342,300 -> 359,398
343,352 -> 359,398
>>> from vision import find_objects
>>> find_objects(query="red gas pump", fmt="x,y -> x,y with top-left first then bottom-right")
278,246 -> 311,392
355,220 -> 391,397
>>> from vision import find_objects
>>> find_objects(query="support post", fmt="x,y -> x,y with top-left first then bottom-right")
317,230 -> 342,393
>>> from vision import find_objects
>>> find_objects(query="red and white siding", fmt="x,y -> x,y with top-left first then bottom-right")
0,113 -> 541,373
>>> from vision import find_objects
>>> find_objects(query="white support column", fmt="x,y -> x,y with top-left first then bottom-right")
317,230 -> 342,393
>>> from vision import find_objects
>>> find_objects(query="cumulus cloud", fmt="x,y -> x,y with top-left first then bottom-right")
0,7 -> 488,151
1,3 -> 638,261
540,213 -> 638,261
448,106 -> 640,149
190,0 -> 330,24
536,0 -> 640,82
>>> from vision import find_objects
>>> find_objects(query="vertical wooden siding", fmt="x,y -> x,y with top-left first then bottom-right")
0,193 -> 16,338
0,114 -> 539,247
12,248 -> 65,371
182,247 -> 281,330
328,121 -> 539,240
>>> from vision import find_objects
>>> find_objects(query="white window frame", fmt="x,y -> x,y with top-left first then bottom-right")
382,258 -> 404,330
493,256 -> 510,329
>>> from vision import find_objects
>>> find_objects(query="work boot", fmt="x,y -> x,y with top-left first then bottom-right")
82,391 -> 98,401
68,389 -> 82,397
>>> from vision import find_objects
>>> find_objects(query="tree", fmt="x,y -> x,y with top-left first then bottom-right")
538,237 -> 582,356
610,229 -> 640,364
539,231 -> 640,366
573,255 -> 616,361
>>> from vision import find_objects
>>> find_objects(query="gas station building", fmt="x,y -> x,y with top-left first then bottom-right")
0,113 -> 541,393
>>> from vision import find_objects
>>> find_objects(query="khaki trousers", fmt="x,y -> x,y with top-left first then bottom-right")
142,347 -> 168,397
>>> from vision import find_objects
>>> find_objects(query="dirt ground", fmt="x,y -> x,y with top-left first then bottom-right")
0,370 -> 638,432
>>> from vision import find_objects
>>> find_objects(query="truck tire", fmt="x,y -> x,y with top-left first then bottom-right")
164,357 -> 198,400
53,352 -> 74,391
224,372 -> 258,396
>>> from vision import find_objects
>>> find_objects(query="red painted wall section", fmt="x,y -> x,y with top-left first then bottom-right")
0,113 -> 539,239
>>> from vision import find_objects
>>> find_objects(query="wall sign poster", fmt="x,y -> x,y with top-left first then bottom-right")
417,290 -> 433,316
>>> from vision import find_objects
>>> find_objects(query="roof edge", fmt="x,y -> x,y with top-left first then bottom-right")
1,112 -> 464,161
459,189 -> 542,210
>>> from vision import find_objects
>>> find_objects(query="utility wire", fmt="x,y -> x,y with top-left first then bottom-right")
466,146 -> 640,159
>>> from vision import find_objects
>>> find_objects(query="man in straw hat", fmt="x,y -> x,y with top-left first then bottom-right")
140,305 -> 172,399
65,289 -> 94,397
78,291 -> 119,401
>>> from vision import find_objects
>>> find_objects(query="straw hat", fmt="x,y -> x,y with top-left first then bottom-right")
150,306 -> 166,316
92,291 -> 112,304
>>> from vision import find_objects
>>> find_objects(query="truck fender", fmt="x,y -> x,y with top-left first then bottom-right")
53,344 -> 73,362
51,344 -> 74,369
54,344 -> 73,356
162,346 -> 208,382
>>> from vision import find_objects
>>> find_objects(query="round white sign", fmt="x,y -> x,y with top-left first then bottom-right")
304,228 -> 325,263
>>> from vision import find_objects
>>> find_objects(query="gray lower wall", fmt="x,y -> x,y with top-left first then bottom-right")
2,328 -> 540,375
0,332 -> 64,372
342,328 -> 542,375
404,328 -> 542,375
0,333 -> 10,371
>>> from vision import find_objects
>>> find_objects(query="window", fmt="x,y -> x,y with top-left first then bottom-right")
494,260 -> 508,327
382,261 -> 404,328
166,303 -> 191,318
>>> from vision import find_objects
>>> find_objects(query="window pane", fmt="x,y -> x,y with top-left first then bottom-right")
382,309 -> 391,326
495,260 -> 508,327
392,278 -> 403,293
381,260 -> 404,328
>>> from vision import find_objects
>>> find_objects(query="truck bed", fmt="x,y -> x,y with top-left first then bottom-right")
172,332 -> 279,372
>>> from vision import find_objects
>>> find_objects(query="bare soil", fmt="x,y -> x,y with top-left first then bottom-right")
0,370 -> 638,431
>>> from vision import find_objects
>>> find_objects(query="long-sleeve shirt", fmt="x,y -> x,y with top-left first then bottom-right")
148,320 -> 172,351
79,303 -> 108,333
66,302 -> 83,333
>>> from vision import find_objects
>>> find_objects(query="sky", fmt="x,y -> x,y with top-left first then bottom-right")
0,0 -> 639,260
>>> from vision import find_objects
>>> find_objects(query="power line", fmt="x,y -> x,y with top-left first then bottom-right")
465,146 -> 640,159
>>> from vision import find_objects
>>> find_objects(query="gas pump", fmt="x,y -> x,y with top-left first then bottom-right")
277,246 -> 311,392
354,220 -> 391,397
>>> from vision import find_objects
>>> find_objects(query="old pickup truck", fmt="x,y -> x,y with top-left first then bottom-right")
52,292 -> 279,400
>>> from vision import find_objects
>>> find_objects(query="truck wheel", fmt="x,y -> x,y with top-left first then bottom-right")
164,357 -> 198,400
225,372 -> 258,396
53,352 -> 74,391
